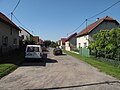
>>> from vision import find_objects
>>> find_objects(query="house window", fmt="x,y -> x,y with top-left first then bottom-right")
84,42 -> 87,48
2,36 -> 8,46
21,35 -> 24,39
79,43 -> 81,48
13,38 -> 17,45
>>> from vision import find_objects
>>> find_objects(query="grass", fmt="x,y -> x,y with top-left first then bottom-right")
64,50 -> 120,79
0,64 -> 17,78
0,49 -> 24,79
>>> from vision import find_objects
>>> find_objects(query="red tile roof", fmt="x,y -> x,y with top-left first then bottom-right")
0,12 -> 20,31
65,33 -> 77,41
61,38 -> 66,44
77,16 -> 119,37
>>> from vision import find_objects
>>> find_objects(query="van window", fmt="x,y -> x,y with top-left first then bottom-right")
27,47 -> 39,52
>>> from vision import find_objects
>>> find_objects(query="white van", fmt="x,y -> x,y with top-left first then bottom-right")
25,45 -> 43,60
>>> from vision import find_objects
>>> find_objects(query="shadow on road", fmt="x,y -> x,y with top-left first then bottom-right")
20,58 -> 58,67
27,81 -> 120,90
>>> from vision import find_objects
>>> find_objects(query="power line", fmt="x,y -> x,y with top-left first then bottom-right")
11,0 -> 21,13
67,0 -> 120,36
87,0 -> 120,20
67,20 -> 86,35
12,14 -> 35,35
11,0 -> 21,21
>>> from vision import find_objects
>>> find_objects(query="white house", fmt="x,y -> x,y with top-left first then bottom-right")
77,16 -> 119,48
19,26 -> 33,43
65,33 -> 77,51
58,38 -> 66,49
0,12 -> 20,55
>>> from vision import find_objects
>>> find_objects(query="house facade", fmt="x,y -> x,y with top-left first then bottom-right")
0,12 -> 20,55
59,38 -> 66,49
65,33 -> 77,51
77,16 -> 119,48
19,26 -> 33,43
33,36 -> 42,44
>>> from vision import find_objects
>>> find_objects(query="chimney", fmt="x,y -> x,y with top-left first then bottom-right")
96,18 -> 99,21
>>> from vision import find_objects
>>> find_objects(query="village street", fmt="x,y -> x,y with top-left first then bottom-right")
0,48 -> 120,90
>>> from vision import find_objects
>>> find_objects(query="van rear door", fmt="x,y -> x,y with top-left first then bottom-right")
26,46 -> 42,58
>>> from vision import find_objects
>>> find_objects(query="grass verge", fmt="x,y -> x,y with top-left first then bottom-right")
0,64 -> 17,79
64,50 -> 120,79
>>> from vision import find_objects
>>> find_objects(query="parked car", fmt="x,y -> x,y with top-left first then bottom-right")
25,45 -> 46,60
53,48 -> 62,55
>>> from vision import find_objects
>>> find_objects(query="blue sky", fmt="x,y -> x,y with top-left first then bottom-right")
0,0 -> 120,41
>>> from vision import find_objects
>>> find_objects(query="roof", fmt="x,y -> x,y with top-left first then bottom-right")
61,38 -> 66,44
65,33 -> 77,41
77,16 -> 119,37
0,12 -> 20,31
19,26 -> 33,37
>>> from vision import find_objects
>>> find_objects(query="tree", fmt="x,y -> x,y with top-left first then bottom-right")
89,28 -> 120,60
43,40 -> 51,47
50,41 -> 58,48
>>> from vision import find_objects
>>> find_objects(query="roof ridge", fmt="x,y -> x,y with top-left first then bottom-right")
77,16 -> 118,37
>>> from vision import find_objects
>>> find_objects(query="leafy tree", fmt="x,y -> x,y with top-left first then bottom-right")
89,28 -> 120,60
50,41 -> 58,48
43,40 -> 51,47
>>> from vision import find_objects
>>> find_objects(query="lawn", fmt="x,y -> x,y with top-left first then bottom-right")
0,49 -> 24,79
64,50 -> 120,79
0,64 -> 17,78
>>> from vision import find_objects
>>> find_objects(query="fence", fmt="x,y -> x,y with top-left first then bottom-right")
79,48 -> 90,57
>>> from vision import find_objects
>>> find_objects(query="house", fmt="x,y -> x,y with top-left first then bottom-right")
33,36 -> 42,44
19,26 -> 33,43
65,33 -> 77,51
76,16 -> 119,48
59,38 -> 66,49
0,12 -> 20,55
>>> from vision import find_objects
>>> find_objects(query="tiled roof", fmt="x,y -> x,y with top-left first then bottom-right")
65,33 -> 77,41
77,16 -> 119,37
61,38 -> 66,44
0,12 -> 20,31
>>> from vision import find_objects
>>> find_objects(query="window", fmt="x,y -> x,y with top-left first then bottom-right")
27,47 -> 39,52
21,35 -> 24,39
2,36 -> 8,46
13,38 -> 17,45
79,43 -> 81,48
84,42 -> 87,48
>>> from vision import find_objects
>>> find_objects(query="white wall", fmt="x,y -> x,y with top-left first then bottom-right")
65,41 -> 70,51
77,35 -> 89,48
19,27 -> 31,41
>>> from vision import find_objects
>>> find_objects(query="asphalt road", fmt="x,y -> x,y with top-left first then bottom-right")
0,48 -> 120,90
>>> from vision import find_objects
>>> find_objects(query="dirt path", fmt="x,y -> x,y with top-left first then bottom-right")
0,48 -> 120,90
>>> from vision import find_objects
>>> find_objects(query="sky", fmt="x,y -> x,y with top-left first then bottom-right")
0,0 -> 120,41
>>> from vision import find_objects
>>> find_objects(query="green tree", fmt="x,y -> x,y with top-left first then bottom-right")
43,40 -> 51,47
89,28 -> 120,60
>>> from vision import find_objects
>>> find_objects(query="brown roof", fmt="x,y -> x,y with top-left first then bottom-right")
0,12 -> 20,31
61,38 -> 66,44
77,16 -> 119,37
65,33 -> 77,41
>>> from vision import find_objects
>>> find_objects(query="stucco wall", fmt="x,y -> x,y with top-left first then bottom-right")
77,35 -> 89,48
0,21 -> 19,54
77,20 -> 119,49
65,41 -> 70,51
19,28 -> 31,41
69,36 -> 76,46
89,21 -> 119,37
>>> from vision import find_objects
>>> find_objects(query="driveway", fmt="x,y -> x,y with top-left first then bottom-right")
0,48 -> 120,90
